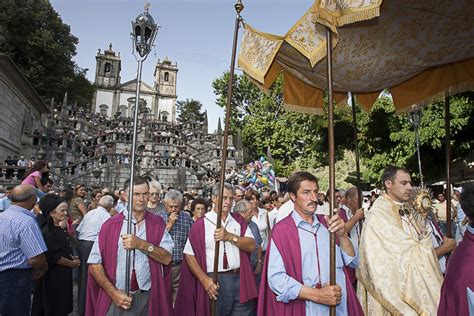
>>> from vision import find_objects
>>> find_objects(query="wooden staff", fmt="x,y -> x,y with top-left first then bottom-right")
211,1 -> 244,315
444,96 -> 452,238
325,27 -> 337,316
350,93 -> 364,228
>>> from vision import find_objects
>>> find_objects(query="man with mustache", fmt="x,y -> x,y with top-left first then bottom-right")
357,166 -> 443,315
86,177 -> 174,316
258,171 -> 363,315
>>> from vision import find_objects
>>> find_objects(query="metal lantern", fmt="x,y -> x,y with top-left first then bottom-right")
131,4 -> 159,59
124,3 -> 159,295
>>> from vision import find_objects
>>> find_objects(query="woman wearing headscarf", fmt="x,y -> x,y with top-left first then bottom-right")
32,194 -> 81,316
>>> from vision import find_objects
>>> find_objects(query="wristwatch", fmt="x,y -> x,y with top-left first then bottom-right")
231,235 -> 238,244
147,243 -> 155,254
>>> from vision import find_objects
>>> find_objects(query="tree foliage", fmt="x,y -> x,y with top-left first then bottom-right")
213,71 -> 474,186
212,72 -> 349,176
176,99 -> 207,125
0,0 -> 94,106
356,93 -> 474,186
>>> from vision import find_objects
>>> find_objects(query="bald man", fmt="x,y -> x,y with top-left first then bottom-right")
0,185 -> 48,316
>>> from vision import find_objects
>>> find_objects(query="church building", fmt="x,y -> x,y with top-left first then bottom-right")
92,44 -> 178,122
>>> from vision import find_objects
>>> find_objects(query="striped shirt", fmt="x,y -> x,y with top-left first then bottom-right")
0,205 -> 47,271
157,210 -> 193,265
88,211 -> 174,291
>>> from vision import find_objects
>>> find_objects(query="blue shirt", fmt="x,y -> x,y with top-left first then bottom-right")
88,211 -> 174,291
116,200 -> 127,213
0,197 -> 11,212
157,210 -> 193,265
0,205 -> 47,271
77,206 -> 111,241
248,221 -> 262,267
267,211 -> 358,315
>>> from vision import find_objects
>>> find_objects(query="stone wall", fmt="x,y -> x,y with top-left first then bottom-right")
0,54 -> 49,160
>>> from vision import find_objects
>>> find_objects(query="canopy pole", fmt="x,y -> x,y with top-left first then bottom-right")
350,93 -> 362,207
124,58 -> 143,294
211,1 -> 244,315
325,27 -> 336,316
444,96 -> 452,238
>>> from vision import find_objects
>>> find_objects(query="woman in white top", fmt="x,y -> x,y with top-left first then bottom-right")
245,189 -> 269,253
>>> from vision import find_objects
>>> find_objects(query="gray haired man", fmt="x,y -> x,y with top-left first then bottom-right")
157,189 -> 193,305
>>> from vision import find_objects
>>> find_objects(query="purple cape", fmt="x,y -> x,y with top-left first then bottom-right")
173,212 -> 258,316
257,213 -> 363,316
438,228 -> 474,316
85,211 -> 172,316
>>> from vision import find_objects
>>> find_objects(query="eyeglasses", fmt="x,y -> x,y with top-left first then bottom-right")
150,192 -> 160,196
236,194 -> 244,198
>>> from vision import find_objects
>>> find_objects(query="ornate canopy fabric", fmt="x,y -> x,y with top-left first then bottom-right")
238,0 -> 474,114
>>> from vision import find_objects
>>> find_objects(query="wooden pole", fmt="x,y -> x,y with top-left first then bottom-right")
350,93 -> 362,208
444,96 -> 452,238
325,27 -> 336,316
210,1 -> 244,315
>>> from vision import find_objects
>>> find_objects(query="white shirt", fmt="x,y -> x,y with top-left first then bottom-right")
345,208 -> 360,250
77,206 -> 111,241
268,208 -> 279,230
183,211 -> 254,272
428,220 -> 446,273
316,202 -> 330,215
252,208 -> 269,251
275,200 -> 294,224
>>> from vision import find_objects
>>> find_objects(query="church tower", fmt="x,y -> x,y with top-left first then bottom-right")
92,44 -> 121,116
154,57 -> 178,122
94,44 -> 121,88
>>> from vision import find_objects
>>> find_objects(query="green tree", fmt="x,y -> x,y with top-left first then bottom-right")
176,99 -> 206,125
213,72 -> 338,176
0,0 -> 94,105
356,93 -> 474,186
67,66 -> 96,108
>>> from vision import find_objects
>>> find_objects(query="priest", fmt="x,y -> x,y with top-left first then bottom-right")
357,166 -> 443,315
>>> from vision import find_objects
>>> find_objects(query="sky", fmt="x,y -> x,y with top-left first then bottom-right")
50,0 -> 315,132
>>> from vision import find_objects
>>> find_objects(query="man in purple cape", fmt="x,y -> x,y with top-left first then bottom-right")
86,177 -> 174,316
174,182 -> 258,316
258,171 -> 363,316
438,184 -> 474,316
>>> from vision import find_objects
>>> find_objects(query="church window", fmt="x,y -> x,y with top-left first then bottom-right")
104,63 -> 111,74
164,72 -> 169,82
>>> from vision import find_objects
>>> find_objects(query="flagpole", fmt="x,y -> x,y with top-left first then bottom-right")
211,1 -> 244,315
325,27 -> 337,316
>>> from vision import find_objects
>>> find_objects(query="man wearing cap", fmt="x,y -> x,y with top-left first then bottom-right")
0,185 -> 48,316
86,177 -> 174,316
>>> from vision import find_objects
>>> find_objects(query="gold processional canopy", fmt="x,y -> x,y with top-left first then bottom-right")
238,0 -> 474,114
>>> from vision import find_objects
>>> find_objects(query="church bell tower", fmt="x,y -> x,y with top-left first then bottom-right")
94,43 -> 121,89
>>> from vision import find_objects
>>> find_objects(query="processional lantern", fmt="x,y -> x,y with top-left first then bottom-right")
124,3 -> 159,295
131,3 -> 159,59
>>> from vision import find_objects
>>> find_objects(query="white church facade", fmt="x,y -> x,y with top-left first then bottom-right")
92,44 -> 178,122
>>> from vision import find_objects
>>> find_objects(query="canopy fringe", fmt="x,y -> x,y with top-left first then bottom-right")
395,83 -> 474,114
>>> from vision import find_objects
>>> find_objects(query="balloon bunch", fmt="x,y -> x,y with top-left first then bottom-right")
237,156 -> 276,192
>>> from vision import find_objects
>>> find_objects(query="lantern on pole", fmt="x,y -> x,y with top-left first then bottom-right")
124,3 -> 159,295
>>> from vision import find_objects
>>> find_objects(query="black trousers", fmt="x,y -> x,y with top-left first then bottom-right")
77,240 -> 94,316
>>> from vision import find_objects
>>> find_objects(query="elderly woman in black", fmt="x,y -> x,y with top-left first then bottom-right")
32,194 -> 81,316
